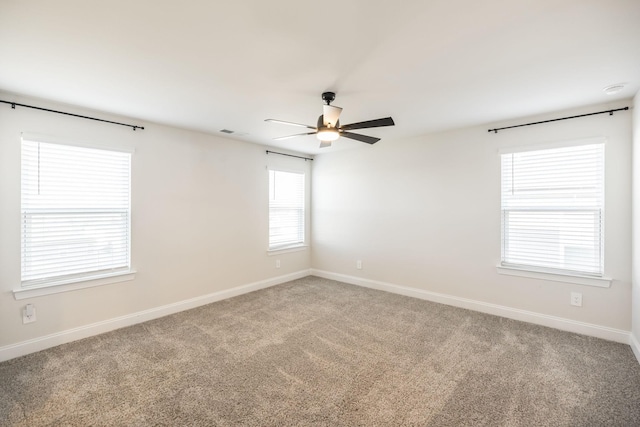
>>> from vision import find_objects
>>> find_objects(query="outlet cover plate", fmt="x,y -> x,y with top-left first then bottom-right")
23,306 -> 37,324
570,292 -> 583,307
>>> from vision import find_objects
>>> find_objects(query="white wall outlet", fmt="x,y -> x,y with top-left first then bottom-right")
356,260 -> 362,270
23,304 -> 36,324
570,292 -> 583,307
276,259 -> 281,268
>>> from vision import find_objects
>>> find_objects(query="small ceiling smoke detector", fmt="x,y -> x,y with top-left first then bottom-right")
603,84 -> 625,95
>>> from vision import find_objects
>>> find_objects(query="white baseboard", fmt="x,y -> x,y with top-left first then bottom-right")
310,269 -> 632,345
631,333 -> 640,365
0,270 -> 310,363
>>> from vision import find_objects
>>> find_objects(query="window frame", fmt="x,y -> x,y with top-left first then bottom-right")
268,168 -> 307,252
14,134 -> 135,299
496,138 -> 611,288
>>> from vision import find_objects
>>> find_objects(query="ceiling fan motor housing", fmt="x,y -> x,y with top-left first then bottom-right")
317,115 -> 339,129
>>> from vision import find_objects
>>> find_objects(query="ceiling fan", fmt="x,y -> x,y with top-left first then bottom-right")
265,92 -> 395,148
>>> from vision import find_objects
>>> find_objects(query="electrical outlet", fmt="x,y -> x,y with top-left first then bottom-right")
356,260 -> 362,270
23,304 -> 36,324
276,259 -> 281,268
570,292 -> 583,307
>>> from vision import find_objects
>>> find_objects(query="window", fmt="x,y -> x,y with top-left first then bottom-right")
21,138 -> 132,287
269,170 -> 305,250
500,141 -> 604,277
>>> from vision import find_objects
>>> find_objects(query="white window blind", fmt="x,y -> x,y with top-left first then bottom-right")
500,142 -> 604,276
21,139 -> 132,286
269,170 -> 305,249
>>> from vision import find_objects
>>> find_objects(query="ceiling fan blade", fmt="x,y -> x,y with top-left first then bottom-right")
340,132 -> 381,145
265,119 -> 316,130
319,141 -> 332,148
340,117 -> 395,131
273,132 -> 316,141
322,105 -> 342,127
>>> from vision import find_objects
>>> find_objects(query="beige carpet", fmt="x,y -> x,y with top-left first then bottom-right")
1,276 -> 639,426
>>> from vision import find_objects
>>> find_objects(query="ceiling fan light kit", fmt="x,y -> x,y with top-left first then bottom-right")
266,92 -> 395,148
317,128 -> 340,142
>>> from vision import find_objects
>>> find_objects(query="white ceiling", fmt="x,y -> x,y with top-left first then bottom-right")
1,0 -> 639,154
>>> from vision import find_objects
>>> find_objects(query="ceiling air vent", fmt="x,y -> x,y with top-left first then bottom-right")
219,129 -> 234,134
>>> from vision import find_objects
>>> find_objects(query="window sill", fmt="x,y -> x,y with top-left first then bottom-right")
496,265 -> 611,288
267,245 -> 308,256
13,269 -> 136,300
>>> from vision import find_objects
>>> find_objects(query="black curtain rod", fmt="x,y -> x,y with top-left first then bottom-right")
266,150 -> 313,161
0,99 -> 144,131
488,106 -> 629,134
